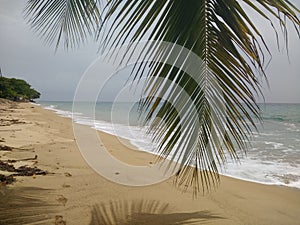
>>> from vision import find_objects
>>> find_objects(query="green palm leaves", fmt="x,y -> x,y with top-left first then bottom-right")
25,0 -> 101,48
25,0 -> 299,194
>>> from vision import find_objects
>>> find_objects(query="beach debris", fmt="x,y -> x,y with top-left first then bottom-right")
0,161 -> 15,172
0,159 -> 48,185
0,118 -> 26,126
0,145 -> 12,151
0,174 -> 15,185
14,165 -> 47,176
55,215 -> 66,225
62,184 -> 71,188
115,172 -> 120,175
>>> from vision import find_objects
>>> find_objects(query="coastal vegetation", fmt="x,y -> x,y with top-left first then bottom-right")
0,76 -> 40,101
24,0 -> 299,193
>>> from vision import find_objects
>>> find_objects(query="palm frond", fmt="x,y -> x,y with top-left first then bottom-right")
24,0 -> 102,49
100,0 -> 299,194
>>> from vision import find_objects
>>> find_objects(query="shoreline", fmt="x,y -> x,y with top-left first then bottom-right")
1,100 -> 300,225
40,102 -> 300,189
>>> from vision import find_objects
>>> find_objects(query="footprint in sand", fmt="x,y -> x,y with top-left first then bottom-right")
55,215 -> 66,225
64,172 -> 72,177
56,195 -> 68,206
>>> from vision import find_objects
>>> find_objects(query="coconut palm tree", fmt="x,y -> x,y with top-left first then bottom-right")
25,0 -> 299,194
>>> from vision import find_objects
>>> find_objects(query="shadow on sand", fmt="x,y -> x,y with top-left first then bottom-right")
0,186 -> 62,225
89,199 -> 225,225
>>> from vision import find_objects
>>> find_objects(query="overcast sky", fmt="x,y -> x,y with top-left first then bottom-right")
0,0 -> 299,103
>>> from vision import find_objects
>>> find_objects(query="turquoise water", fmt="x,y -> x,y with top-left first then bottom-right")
38,101 -> 300,188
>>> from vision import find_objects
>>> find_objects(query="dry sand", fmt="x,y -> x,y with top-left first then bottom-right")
0,100 -> 299,225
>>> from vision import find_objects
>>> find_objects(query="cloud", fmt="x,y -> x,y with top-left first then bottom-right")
0,0 -> 299,102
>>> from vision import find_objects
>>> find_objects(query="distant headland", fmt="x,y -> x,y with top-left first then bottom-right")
0,76 -> 40,102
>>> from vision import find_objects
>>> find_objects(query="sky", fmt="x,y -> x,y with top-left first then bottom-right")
0,0 -> 299,103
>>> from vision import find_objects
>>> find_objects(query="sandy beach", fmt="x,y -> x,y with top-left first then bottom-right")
0,99 -> 299,225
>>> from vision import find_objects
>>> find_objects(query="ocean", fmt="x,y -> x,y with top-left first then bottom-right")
37,101 -> 300,189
